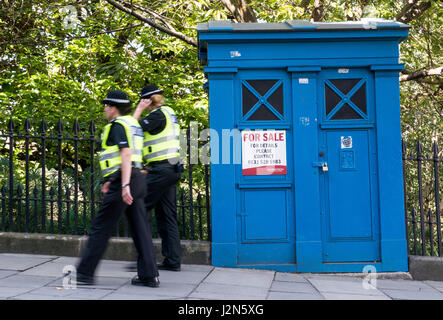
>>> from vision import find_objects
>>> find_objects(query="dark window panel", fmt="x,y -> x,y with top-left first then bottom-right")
325,84 -> 342,115
248,104 -> 279,121
242,84 -> 259,116
267,84 -> 284,116
246,79 -> 278,96
331,103 -> 362,120
350,83 -> 367,115
330,78 -> 360,95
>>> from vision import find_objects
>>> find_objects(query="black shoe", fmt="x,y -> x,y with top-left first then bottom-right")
131,276 -> 160,288
125,262 -> 137,272
157,263 -> 181,272
73,273 -> 95,285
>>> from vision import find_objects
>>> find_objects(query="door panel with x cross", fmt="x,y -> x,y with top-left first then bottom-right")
235,70 -> 295,265
238,71 -> 291,127
317,68 -> 380,262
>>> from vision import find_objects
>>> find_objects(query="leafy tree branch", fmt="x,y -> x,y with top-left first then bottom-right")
400,66 -> 443,82
396,0 -> 433,23
105,0 -> 198,47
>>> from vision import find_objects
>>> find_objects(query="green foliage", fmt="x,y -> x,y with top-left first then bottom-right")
0,0 -> 441,245
1,0 -> 440,134
0,0 -> 209,131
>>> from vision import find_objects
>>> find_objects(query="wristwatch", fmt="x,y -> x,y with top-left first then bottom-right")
121,183 -> 130,188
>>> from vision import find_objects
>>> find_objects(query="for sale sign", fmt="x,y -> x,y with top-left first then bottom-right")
241,130 -> 287,175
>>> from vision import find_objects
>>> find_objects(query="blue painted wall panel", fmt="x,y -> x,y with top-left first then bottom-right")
207,41 -> 399,62
242,189 -> 288,241
291,71 -> 323,271
208,73 -> 238,267
374,70 -> 408,271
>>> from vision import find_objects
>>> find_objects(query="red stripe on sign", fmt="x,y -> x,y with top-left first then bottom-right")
242,166 -> 287,176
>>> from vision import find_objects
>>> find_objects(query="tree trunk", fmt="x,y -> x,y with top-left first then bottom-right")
218,0 -> 257,22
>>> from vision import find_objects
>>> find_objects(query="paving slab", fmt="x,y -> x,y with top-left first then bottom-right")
270,281 -> 319,294
0,254 -> 441,301
0,275 -> 57,289
189,291 -> 261,300
103,293 -> 176,300
0,286 -> 34,299
158,269 -> 212,285
321,293 -> 391,300
307,278 -> 385,297
274,273 -> 309,283
0,270 -> 18,279
14,287 -> 113,300
381,289 -> 443,300
114,281 -> 195,299
0,254 -> 56,271
267,291 -> 324,300
20,258 -> 78,277
190,282 -> 269,300
424,281 -> 443,293
204,267 -> 274,289
375,279 -> 437,291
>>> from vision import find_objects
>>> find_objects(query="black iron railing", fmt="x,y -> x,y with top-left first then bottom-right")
1,117 -> 441,255
0,118 -> 211,241
403,139 -> 442,257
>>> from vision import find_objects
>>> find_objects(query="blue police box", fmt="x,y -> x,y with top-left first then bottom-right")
197,19 -> 410,272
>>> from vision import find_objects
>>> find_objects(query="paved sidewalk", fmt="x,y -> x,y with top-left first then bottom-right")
0,253 -> 442,300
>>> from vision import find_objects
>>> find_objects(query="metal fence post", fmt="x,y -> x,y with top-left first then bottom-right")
432,142 -> 441,256
41,119 -> 47,233
8,118 -> 14,232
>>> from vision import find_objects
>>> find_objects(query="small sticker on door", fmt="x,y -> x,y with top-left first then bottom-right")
299,116 -> 310,126
299,78 -> 309,84
341,136 -> 353,149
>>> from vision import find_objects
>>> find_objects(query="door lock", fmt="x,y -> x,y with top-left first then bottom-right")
312,161 -> 328,172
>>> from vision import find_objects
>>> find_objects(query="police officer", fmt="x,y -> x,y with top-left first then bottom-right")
133,84 -> 182,272
75,89 -> 160,287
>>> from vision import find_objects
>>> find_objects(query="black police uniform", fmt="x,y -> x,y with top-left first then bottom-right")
140,109 -> 182,269
76,122 -> 159,282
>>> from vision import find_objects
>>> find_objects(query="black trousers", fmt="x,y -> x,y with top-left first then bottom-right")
145,163 -> 181,266
77,169 -> 158,279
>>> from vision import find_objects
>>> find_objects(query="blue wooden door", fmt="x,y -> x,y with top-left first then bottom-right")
235,70 -> 296,265
317,68 -> 380,262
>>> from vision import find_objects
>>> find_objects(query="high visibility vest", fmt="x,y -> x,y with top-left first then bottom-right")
99,115 -> 144,177
142,106 -> 180,165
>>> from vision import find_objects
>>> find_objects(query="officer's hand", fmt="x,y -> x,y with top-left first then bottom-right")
141,169 -> 148,176
122,186 -> 133,205
137,99 -> 152,111
101,181 -> 111,194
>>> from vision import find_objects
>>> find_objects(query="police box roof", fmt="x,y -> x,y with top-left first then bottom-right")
197,19 -> 410,33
